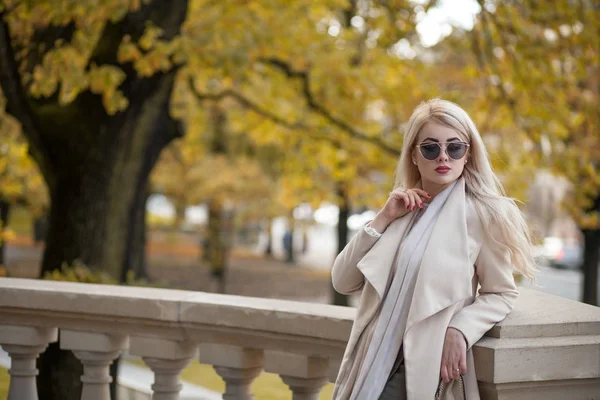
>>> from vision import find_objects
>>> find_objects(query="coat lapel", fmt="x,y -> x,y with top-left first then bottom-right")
356,214 -> 413,300
406,177 -> 472,332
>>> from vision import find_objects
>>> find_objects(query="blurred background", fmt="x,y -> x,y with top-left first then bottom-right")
0,0 -> 598,398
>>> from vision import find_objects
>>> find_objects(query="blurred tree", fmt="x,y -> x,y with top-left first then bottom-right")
470,0 -> 600,304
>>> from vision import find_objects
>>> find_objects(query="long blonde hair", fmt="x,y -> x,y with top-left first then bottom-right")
395,98 -> 537,281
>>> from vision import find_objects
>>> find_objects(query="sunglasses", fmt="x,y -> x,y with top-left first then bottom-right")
415,141 -> 470,161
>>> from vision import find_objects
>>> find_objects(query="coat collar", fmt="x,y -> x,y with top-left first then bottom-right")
356,177 -> 472,329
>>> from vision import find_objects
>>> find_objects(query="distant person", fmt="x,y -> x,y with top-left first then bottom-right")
283,230 -> 293,263
331,99 -> 537,400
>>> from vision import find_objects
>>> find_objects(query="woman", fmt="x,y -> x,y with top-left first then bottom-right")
331,99 -> 536,400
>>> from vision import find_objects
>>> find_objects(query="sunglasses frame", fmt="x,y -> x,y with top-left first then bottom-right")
415,141 -> 471,161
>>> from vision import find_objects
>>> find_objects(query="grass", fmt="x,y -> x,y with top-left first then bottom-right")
0,368 -> 8,398
132,358 -> 335,399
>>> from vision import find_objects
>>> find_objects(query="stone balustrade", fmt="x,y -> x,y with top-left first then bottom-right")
0,277 -> 599,400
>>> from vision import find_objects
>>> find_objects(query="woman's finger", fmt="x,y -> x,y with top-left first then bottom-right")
459,352 -> 468,375
412,188 -> 431,199
411,191 -> 424,208
452,364 -> 461,380
440,364 -> 449,383
406,191 -> 418,210
449,354 -> 461,379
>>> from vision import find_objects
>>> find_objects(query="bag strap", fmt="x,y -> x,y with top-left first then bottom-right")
435,375 -> 466,400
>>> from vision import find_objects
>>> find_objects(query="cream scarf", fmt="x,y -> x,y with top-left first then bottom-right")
350,180 -> 458,399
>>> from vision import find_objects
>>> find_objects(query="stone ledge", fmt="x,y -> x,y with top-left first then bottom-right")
489,289 -> 600,339
474,335 -> 600,383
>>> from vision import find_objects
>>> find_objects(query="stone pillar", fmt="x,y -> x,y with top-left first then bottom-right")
0,325 -> 58,400
60,330 -> 128,400
265,351 -> 329,400
129,336 -> 198,400
199,344 -> 264,400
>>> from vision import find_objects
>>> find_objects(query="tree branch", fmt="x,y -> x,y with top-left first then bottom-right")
257,57 -> 401,156
189,78 -> 301,130
0,12 -> 56,191
188,78 -> 350,150
1,1 -> 24,15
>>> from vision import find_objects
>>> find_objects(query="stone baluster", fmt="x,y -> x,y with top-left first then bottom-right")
199,344 -> 264,400
0,325 -> 58,400
60,330 -> 128,400
129,336 -> 198,400
265,351 -> 329,400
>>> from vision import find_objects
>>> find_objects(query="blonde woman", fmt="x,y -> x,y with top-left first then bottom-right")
331,99 -> 536,400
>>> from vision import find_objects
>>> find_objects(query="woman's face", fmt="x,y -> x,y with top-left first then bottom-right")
412,122 -> 469,188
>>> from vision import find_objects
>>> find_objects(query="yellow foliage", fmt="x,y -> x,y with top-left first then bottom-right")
43,261 -> 117,284
470,0 -> 600,225
0,111 -> 49,210
43,260 -> 168,288
0,228 -> 16,243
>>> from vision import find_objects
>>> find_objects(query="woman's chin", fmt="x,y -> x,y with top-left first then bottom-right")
424,174 -> 458,186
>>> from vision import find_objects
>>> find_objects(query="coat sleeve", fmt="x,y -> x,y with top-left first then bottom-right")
331,222 -> 381,295
447,226 -> 519,349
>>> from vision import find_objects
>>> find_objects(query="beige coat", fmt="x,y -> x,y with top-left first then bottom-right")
331,178 -> 519,400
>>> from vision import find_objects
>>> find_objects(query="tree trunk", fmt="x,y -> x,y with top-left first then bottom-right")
35,82 -> 180,399
207,199 -> 227,293
121,184 -> 150,283
581,192 -> 600,306
264,218 -> 273,258
581,229 -> 600,305
582,229 -> 600,305
0,2 -> 189,398
332,185 -> 350,306
0,199 -> 10,265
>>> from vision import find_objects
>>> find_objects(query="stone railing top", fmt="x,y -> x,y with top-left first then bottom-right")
490,288 -> 600,339
0,278 -> 355,358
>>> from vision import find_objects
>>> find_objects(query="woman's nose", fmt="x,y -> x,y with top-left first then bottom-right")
438,149 -> 449,161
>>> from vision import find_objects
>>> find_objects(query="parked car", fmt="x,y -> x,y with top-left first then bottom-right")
541,237 -> 600,270
549,243 -> 583,269
541,237 -> 582,270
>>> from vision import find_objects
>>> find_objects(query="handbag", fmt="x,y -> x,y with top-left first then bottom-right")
435,375 -> 466,400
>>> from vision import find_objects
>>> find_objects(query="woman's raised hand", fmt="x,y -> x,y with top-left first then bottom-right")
369,187 -> 430,234
382,187 -> 431,221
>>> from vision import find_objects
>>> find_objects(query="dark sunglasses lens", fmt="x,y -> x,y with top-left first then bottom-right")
447,143 -> 467,160
420,144 -> 440,160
